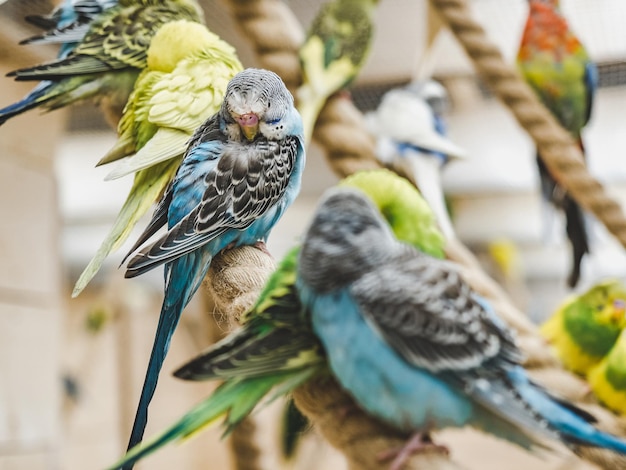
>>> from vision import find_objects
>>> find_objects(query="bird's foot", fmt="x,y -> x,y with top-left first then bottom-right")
377,432 -> 449,470
252,240 -> 271,256
334,401 -> 360,421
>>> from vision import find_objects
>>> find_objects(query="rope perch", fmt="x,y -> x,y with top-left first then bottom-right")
209,0 -> 626,469
429,0 -> 626,249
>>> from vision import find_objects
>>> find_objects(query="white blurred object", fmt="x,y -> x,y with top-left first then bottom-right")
366,80 -> 466,239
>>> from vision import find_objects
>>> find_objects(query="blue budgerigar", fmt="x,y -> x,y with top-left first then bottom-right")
21,0 -> 118,57
296,187 -> 626,470
121,68 -> 305,459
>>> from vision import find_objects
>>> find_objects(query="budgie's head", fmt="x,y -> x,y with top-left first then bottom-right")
221,68 -> 297,142
563,280 -> 626,357
528,0 -> 560,9
576,280 -> 626,326
147,20 -> 221,73
404,80 -> 449,117
299,187 -> 399,293
339,169 -> 446,259
525,0 -> 563,24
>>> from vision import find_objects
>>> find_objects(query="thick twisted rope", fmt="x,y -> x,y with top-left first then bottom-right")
202,247 -> 276,470
207,0 -> 626,468
429,0 -> 626,248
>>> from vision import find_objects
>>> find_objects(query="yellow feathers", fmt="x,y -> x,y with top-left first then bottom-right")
146,21 -> 220,72
73,21 -> 242,296
588,328 -> 626,416
540,279 -> 626,376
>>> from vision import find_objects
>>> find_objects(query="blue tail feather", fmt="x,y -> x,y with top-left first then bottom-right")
124,252 -> 212,468
0,82 -> 53,125
509,367 -> 626,455
574,428 -> 626,455
124,289 -> 186,459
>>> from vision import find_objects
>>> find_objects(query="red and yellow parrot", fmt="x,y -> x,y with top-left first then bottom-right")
517,0 -> 598,287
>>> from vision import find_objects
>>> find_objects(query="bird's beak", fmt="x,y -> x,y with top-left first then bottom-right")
236,113 -> 259,141
611,299 -> 626,322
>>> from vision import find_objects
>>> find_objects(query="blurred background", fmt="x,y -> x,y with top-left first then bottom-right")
0,0 -> 625,468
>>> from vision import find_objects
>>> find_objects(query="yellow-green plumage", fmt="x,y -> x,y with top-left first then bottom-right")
588,328 -> 626,416
541,280 -> 626,375
340,169 -> 446,259
296,0 -> 378,145
72,20 -> 242,296
2,0 -> 203,124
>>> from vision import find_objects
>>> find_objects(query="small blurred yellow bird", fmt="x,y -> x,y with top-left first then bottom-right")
541,279 -> 626,375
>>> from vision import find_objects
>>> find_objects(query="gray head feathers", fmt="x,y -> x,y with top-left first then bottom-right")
222,69 -> 293,122
299,187 -> 399,292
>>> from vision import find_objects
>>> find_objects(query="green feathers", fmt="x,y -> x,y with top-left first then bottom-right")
340,169 -> 446,259
541,279 -> 626,375
72,20 -> 242,296
296,0 -> 378,144
105,374 -> 315,470
107,169 -> 445,467
588,329 -> 626,416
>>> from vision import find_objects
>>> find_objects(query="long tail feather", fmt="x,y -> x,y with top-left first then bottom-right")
403,151 -> 455,240
509,368 -> 626,454
281,398 -> 310,459
111,368 -> 319,470
124,293 -> 187,463
24,14 -> 58,30
110,378 -> 276,470
8,55 -> 109,81
536,143 -> 589,288
124,252 -> 212,465
565,137 -> 590,287
0,82 -> 55,125
72,160 -> 178,297
564,195 -> 589,288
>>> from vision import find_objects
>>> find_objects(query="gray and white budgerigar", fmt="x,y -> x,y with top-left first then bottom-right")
121,68 -> 306,462
366,80 -> 466,240
296,187 -> 626,470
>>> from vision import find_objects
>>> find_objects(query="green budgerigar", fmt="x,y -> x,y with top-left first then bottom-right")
588,325 -> 626,416
106,168 -> 446,469
72,19 -> 242,296
296,0 -> 379,144
0,0 -> 203,124
541,279 -> 626,375
517,0 -> 598,287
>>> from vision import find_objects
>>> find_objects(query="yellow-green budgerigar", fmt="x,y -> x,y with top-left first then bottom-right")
105,169 -> 447,469
72,19 -> 242,296
0,0 -> 203,125
588,326 -> 626,416
541,280 -> 626,375
296,0 -> 379,145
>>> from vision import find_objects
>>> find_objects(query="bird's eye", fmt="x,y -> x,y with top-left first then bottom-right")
267,118 -> 281,125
